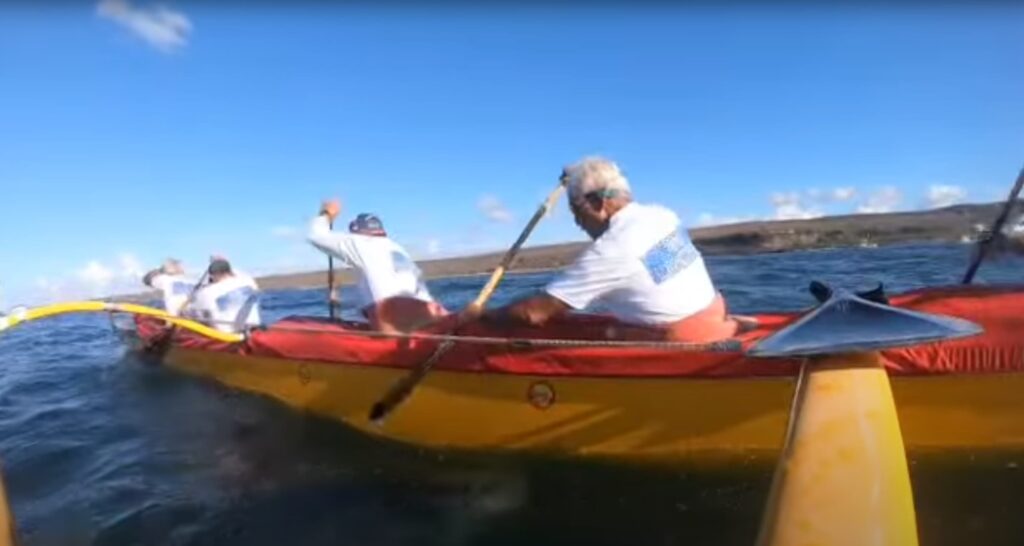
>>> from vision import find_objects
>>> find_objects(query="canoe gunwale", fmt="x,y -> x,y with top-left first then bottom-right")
133,283 -> 1024,381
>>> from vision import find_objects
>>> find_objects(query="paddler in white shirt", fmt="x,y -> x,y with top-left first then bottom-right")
185,257 -> 262,333
307,200 -> 448,333
142,259 -> 198,316
485,156 -> 742,342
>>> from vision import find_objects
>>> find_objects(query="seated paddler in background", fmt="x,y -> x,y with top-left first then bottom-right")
142,258 -> 198,316
307,199 -> 448,333
184,257 -> 262,334
483,156 -> 742,342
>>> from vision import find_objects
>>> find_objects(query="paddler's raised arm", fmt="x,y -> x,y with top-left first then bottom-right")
306,199 -> 357,265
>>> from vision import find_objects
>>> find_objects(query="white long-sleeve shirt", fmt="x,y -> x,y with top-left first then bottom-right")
307,215 -> 435,310
545,202 -> 717,325
148,273 -> 199,316
185,273 -> 262,333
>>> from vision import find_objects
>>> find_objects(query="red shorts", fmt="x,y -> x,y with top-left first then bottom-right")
363,297 -> 449,333
664,293 -> 741,342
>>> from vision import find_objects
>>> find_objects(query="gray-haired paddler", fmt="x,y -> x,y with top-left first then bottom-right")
486,156 -> 740,342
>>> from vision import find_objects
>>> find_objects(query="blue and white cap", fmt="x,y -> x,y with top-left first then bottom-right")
348,213 -> 387,236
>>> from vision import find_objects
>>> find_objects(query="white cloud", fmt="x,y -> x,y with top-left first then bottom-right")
698,186 -> 854,227
695,213 -> 717,227
118,253 -> 144,280
770,192 -> 799,208
856,186 -> 903,214
29,253 -> 153,302
799,186 -> 859,205
406,237 -> 447,260
832,187 -> 856,202
271,225 -> 300,239
78,260 -> 115,288
771,192 -> 823,220
694,212 -> 757,227
926,184 -> 967,209
96,0 -> 192,53
477,195 -> 513,223
20,277 -> 65,306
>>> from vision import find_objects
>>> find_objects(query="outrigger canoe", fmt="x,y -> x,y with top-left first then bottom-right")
6,173 -> 1019,545
124,283 -> 1024,466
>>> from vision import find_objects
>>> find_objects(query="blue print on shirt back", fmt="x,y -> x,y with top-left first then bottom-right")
391,251 -> 428,296
215,286 -> 256,313
391,251 -> 415,275
642,229 -> 698,284
170,281 -> 193,296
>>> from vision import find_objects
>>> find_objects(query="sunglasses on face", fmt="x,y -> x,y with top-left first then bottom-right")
571,189 -> 619,211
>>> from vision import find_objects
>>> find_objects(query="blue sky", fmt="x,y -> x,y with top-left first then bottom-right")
1,2 -> 1022,305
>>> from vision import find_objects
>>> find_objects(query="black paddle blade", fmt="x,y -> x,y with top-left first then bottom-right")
749,287 -> 982,358
856,282 -> 889,305
809,280 -> 888,305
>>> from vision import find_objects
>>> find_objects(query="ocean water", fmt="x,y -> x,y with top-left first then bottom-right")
0,243 -> 1022,546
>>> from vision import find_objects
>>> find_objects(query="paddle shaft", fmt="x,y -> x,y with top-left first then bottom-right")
328,219 -> 338,319
962,165 -> 1024,284
469,182 -> 568,312
368,178 -> 568,423
143,267 -> 212,352
176,269 -> 209,316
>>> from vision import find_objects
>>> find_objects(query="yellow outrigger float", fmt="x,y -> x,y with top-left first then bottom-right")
0,467 -> 14,546
0,301 -> 241,343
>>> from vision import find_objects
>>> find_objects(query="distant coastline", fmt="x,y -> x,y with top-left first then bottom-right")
119,202 -> 1007,300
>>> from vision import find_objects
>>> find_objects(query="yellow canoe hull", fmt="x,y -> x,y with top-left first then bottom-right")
162,346 -> 1024,465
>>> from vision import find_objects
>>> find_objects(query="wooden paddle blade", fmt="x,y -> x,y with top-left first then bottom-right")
748,290 -> 982,358
368,340 -> 454,424
368,176 -> 568,423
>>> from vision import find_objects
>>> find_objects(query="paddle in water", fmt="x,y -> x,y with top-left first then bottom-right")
368,173 -> 569,424
962,164 -> 1024,284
